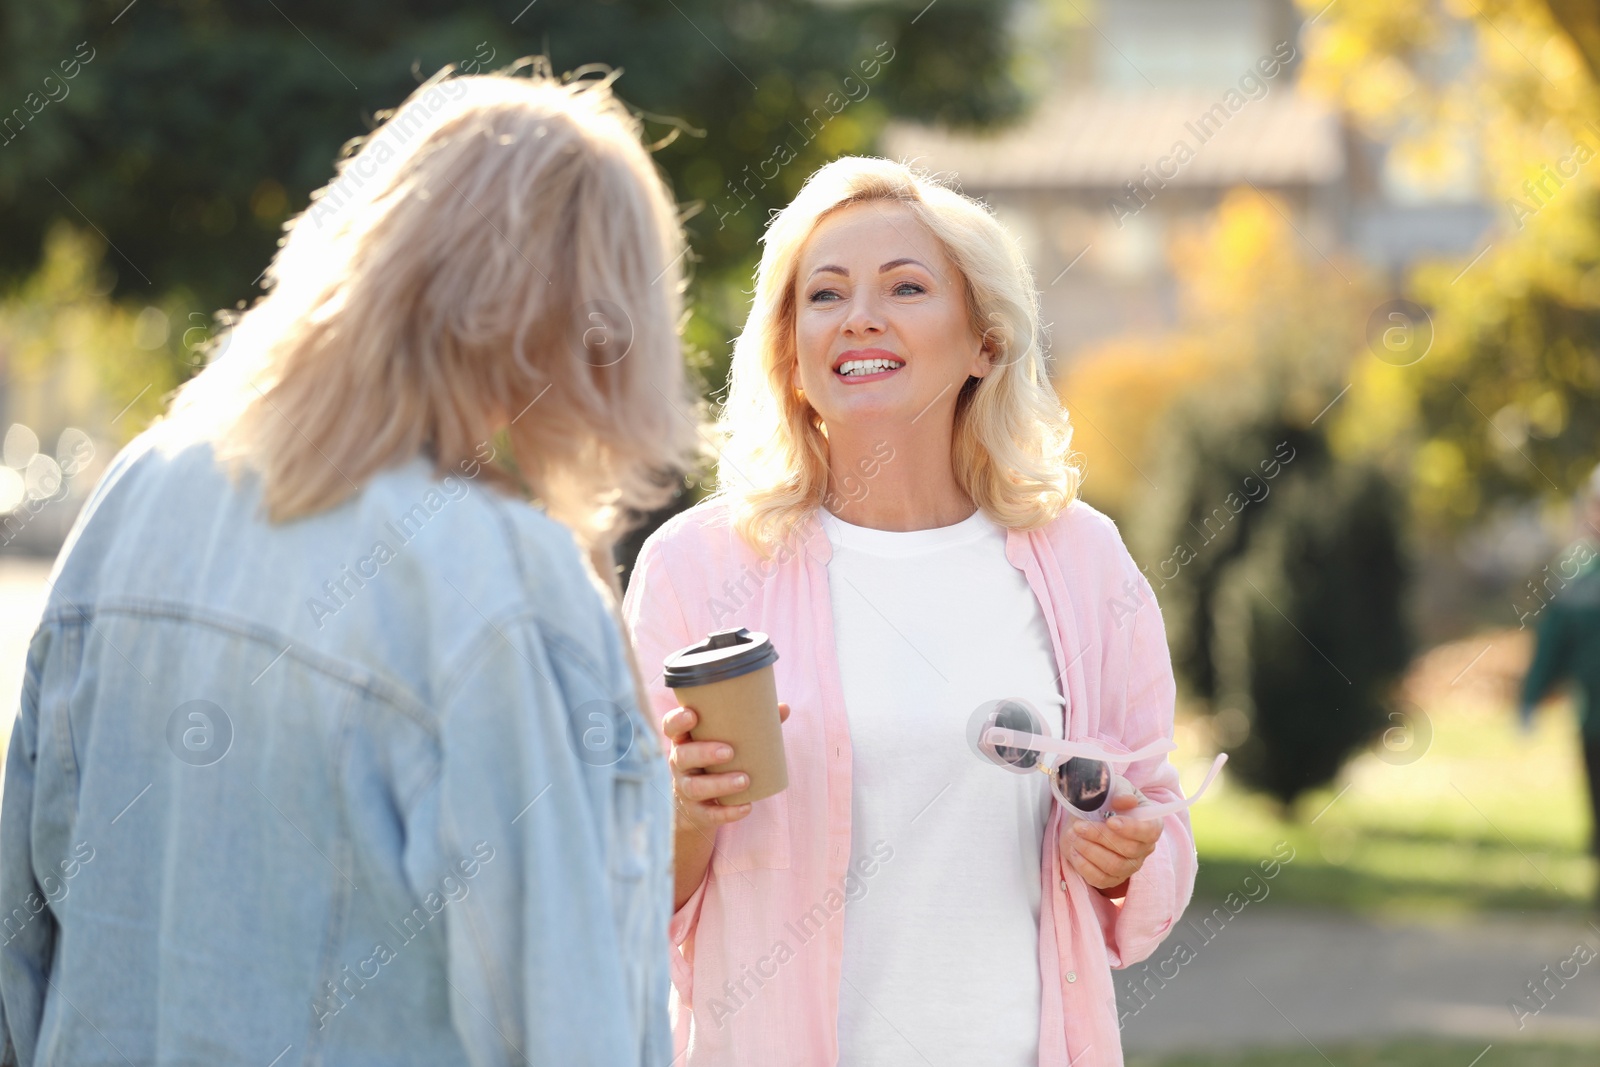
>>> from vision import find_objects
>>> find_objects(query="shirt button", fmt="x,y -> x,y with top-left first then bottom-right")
1066,971 -> 1077,983
1059,879 -> 1069,892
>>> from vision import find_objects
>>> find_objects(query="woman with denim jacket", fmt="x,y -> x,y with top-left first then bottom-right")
0,66 -> 698,1066
623,156 -> 1199,1067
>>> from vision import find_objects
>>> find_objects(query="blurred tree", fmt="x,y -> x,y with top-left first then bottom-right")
0,0 -> 1031,575
1300,0 -> 1600,531
0,0 -> 1027,391
1061,192 -> 1370,520
1105,192 -> 1414,807
0,222 -> 178,443
1157,410 -> 1413,806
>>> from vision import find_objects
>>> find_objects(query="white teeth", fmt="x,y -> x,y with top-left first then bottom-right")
836,358 -> 904,377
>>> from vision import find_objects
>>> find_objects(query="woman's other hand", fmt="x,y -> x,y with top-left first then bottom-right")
1058,786 -> 1163,897
665,702 -> 791,835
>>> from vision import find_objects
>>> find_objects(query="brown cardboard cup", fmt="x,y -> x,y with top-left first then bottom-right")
664,628 -> 786,805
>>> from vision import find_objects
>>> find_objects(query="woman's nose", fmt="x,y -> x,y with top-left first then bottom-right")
840,291 -> 885,336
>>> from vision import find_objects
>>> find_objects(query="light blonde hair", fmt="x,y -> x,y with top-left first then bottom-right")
714,155 -> 1082,551
162,62 -> 701,550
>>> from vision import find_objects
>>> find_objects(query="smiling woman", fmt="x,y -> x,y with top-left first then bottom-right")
624,156 -> 1201,1067
716,156 -> 1080,549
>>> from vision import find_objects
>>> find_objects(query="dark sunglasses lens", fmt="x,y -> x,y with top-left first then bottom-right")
987,700 -> 1042,770
1057,757 -> 1111,812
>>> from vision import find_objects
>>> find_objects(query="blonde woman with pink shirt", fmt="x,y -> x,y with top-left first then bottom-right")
622,156 -> 1217,1067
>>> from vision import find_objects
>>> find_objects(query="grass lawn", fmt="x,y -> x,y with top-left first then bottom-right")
1169,634 -> 1598,916
1128,1039 -> 1594,1067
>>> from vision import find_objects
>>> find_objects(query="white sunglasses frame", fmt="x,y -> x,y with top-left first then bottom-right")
978,720 -> 1227,822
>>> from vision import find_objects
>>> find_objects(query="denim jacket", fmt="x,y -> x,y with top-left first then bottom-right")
0,428 -> 673,1066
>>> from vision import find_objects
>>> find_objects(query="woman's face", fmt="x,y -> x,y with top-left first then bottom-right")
791,201 -> 990,433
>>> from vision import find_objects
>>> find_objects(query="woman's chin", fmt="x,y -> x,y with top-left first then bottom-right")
815,391 -> 933,432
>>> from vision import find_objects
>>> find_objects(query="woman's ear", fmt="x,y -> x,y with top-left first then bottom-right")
970,327 -> 999,378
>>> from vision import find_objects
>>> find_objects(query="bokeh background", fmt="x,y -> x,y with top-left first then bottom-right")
2,0 -> 1599,1063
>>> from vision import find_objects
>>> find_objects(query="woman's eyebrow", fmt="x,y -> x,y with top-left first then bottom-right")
806,257 -> 929,279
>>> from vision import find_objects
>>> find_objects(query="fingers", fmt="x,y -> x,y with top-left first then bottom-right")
670,740 -> 735,775
1076,815 -> 1162,857
1062,812 -> 1159,888
1069,821 -> 1140,862
1062,837 -> 1124,889
1067,833 -> 1137,879
1111,823 -> 1163,852
666,700 -> 788,833
676,770 -> 750,804
1108,812 -> 1164,846
662,706 -> 698,742
667,700 -> 788,738
693,800 -> 754,824
673,790 -> 754,829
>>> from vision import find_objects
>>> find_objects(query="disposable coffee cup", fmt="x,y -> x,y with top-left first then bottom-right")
663,627 -> 786,805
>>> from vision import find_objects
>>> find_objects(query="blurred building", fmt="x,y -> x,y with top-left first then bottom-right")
882,0 -> 1496,362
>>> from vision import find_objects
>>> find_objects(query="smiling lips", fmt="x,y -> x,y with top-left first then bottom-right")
833,348 -> 906,383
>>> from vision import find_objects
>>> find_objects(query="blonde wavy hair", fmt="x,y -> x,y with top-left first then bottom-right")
714,155 -> 1082,551
162,62 -> 700,551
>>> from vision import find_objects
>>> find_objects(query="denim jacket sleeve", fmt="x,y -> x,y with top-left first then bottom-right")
0,628 -> 53,1067
401,605 -> 670,1067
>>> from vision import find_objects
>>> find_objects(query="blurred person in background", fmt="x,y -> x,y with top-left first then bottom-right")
0,64 -> 697,1065
1520,463 -> 1600,905
624,156 -> 1195,1067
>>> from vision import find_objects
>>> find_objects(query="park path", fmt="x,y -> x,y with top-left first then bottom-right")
1117,904 -> 1600,1055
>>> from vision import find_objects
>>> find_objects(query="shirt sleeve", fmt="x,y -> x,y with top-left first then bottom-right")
1521,599 -> 1573,712
619,534 -> 710,989
1091,574 -> 1196,969
405,611 -> 654,1067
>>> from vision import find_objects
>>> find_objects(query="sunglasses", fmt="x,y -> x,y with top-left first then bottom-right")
974,698 -> 1227,822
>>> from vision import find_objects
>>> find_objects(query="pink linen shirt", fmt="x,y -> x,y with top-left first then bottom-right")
621,496 -> 1198,1067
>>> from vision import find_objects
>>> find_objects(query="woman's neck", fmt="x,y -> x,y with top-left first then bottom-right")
823,422 -> 975,532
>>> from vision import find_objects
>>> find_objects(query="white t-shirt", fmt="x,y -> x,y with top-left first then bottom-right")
824,507 -> 1065,1067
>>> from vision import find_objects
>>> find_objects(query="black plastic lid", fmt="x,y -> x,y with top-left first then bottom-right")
663,627 -> 779,688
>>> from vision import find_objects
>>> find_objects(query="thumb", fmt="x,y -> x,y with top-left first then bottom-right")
778,701 -> 791,724
1108,774 -> 1142,811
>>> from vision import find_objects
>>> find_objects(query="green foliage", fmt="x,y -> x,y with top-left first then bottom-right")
0,222 -> 181,441
0,0 -> 1027,367
1302,0 -> 1600,526
1406,231 -> 1600,523
1212,455 -> 1412,802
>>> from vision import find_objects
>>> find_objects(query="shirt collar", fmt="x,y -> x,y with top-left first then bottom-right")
799,507 -> 1033,571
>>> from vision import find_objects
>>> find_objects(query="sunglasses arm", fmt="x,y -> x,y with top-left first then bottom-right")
1107,752 -> 1229,821
981,727 -> 1177,764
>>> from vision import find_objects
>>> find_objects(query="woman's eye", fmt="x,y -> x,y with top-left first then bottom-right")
893,282 -> 925,296
808,288 -> 840,302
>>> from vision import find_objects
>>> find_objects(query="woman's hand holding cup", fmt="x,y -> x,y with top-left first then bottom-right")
666,702 -> 791,833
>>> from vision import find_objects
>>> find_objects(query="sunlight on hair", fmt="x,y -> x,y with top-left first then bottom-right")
715,155 -> 1083,552
161,60 -> 703,549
